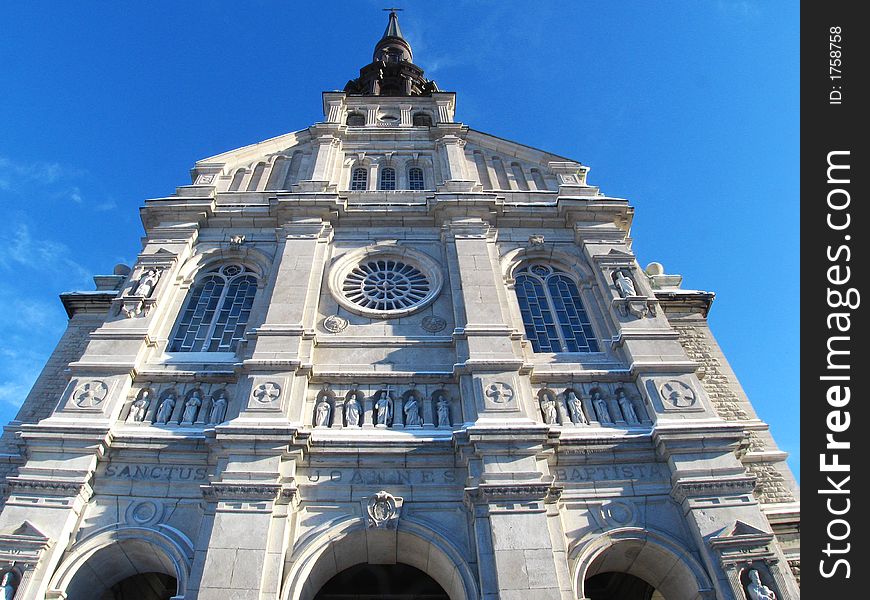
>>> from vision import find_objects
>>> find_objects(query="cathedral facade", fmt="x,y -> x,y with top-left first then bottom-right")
0,13 -> 799,600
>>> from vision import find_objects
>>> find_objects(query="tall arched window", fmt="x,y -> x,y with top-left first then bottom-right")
169,264 -> 258,353
379,167 -> 396,190
514,264 -> 599,353
408,167 -> 425,190
350,167 -> 368,190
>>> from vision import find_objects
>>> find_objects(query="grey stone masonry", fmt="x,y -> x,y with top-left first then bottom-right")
0,13 -> 799,600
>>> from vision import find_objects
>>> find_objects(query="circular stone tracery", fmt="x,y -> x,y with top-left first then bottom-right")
343,259 -> 430,312
329,247 -> 443,319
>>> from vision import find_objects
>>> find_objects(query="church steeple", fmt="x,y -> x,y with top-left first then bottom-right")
344,10 -> 438,97
373,9 -> 413,63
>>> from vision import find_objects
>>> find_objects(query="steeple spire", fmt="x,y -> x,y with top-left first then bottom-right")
344,9 -> 438,96
382,9 -> 404,40
373,9 -> 413,64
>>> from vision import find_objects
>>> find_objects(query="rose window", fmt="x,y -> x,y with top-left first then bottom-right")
342,260 -> 430,311
329,247 -> 444,319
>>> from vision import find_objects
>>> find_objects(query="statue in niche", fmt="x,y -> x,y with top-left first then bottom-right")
592,390 -> 612,425
131,267 -> 160,298
566,391 -> 588,425
617,389 -> 640,424
315,399 -> 331,427
2,571 -> 17,600
127,389 -> 150,423
404,395 -> 421,426
613,268 -> 637,298
435,394 -> 451,427
345,393 -> 362,427
155,393 -> 176,425
374,391 -> 392,426
181,390 -> 202,425
745,570 -> 776,600
540,392 -> 558,424
209,391 -> 228,425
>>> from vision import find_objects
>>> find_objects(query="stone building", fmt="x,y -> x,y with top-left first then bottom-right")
0,12 -> 799,600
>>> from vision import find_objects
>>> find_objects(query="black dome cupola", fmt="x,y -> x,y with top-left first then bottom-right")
344,10 -> 439,97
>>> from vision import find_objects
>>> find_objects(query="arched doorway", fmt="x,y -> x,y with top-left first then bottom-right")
62,537 -> 179,600
282,519 -> 478,600
573,528 -> 714,600
47,527 -> 192,600
313,563 -> 449,600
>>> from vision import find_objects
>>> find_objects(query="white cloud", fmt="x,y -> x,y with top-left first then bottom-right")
0,223 -> 92,284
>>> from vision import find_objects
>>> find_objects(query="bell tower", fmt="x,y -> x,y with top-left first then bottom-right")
344,9 -> 439,97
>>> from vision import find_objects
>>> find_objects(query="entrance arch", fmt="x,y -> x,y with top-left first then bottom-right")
282,519 -> 478,600
571,528 -> 714,600
47,526 -> 192,600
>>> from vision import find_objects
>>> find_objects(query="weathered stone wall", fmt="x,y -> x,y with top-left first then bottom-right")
746,463 -> 796,504
671,321 -> 750,422
0,313 -> 104,485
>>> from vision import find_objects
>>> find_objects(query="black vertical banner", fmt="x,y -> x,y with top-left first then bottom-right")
802,3 -> 867,597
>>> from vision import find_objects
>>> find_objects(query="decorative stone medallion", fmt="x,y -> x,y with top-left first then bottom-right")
601,500 -> 635,526
126,500 -> 163,526
485,382 -> 514,404
253,382 -> 282,404
421,315 -> 447,333
323,314 -> 349,333
659,380 -> 697,408
366,490 -> 402,529
72,380 -> 109,408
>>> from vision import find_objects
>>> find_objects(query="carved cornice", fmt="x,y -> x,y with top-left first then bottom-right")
465,482 -> 562,504
671,476 -> 757,504
201,482 -> 297,503
5,477 -> 92,498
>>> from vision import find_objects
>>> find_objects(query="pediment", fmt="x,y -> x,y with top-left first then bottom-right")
4,519 -> 48,540
714,520 -> 772,540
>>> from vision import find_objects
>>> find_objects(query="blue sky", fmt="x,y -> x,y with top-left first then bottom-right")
0,1 -> 798,474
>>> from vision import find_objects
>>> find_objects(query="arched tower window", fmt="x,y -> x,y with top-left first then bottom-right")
169,264 -> 258,353
379,167 -> 396,190
408,167 -> 425,190
346,112 -> 365,126
514,264 -> 599,353
350,167 -> 368,190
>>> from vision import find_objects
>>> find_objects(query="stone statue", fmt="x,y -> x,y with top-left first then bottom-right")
566,391 -> 588,425
617,390 -> 640,424
592,390 -> 612,425
375,391 -> 392,426
345,394 -> 361,426
745,570 -> 776,600
614,269 -> 637,298
132,267 -> 160,298
127,389 -> 150,423
404,396 -> 421,426
209,392 -> 228,424
315,399 -> 331,427
540,392 -> 558,424
155,393 -> 176,424
436,395 -> 450,427
181,391 -> 202,424
2,571 -> 17,600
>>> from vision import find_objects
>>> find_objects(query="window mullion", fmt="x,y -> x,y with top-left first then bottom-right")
201,276 -> 231,351
542,275 -> 568,352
